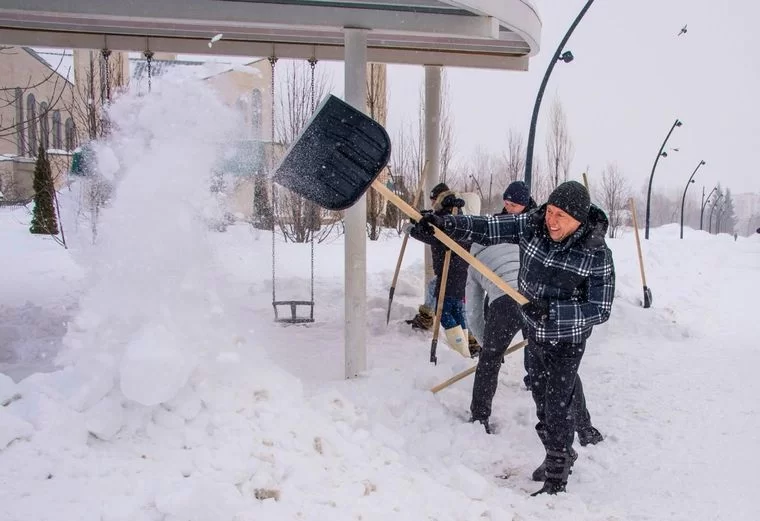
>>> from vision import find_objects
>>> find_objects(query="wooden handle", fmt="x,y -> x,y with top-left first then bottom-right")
582,172 -> 589,191
629,198 -> 648,287
430,339 -> 528,393
431,208 -> 456,349
389,167 -> 427,291
372,180 -> 529,306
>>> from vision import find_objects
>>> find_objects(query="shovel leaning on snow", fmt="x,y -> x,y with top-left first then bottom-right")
272,95 -> 528,327
629,198 -> 653,308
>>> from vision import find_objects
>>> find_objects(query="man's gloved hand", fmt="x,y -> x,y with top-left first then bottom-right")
441,194 -> 466,210
412,212 -> 446,236
522,299 -> 551,323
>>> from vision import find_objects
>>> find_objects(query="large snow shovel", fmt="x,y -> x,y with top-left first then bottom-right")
386,167 -> 427,325
629,198 -> 653,308
273,95 -> 528,306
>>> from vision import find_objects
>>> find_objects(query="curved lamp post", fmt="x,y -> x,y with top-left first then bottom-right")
700,186 -> 717,230
679,160 -> 706,239
645,118 -> 683,239
524,0 -> 596,190
708,194 -> 724,234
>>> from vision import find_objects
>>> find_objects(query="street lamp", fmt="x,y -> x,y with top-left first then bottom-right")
524,0 -> 596,190
680,160 -> 706,239
645,118 -> 683,239
700,186 -> 717,230
708,194 -> 724,234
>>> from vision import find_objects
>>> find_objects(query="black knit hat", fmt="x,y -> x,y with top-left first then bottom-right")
430,182 -> 449,200
502,181 -> 531,206
547,181 -> 590,223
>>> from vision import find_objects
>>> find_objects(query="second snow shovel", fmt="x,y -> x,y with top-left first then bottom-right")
629,198 -> 653,308
272,95 -> 528,307
386,167 -> 427,325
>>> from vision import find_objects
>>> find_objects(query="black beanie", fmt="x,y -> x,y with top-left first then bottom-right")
502,181 -> 531,206
547,181 -> 590,223
430,182 -> 449,200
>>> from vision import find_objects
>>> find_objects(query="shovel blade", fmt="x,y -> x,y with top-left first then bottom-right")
643,286 -> 653,308
272,95 -> 392,211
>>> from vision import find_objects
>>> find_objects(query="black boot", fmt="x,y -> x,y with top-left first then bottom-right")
577,426 -> 604,446
531,449 -> 573,496
531,447 -> 577,482
406,305 -> 434,330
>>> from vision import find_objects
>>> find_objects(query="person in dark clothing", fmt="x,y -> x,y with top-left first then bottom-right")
408,187 -> 476,357
410,181 -> 615,496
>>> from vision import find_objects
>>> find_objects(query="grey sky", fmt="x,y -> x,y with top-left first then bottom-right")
327,0 -> 760,196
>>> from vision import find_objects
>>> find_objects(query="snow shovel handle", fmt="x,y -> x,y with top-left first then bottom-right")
629,198 -> 648,287
430,339 -> 528,394
389,166 -> 428,292
372,180 -> 529,306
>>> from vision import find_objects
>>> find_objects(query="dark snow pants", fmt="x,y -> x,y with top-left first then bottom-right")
526,337 -> 587,453
470,295 -> 523,421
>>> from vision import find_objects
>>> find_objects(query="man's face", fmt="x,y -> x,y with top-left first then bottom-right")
503,200 -> 526,215
545,204 -> 582,242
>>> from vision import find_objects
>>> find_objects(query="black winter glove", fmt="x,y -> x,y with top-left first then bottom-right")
441,194 -> 466,210
522,299 -> 551,323
412,212 -> 446,237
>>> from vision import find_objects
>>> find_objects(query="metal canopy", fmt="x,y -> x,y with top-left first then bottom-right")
0,0 -> 541,69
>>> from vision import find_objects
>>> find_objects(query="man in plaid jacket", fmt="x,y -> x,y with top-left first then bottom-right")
411,181 -> 615,496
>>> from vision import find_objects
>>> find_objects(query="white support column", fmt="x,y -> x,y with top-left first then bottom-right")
343,28 -> 368,378
423,65 -> 442,290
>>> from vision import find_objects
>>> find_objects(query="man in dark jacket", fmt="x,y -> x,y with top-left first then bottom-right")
411,181 -> 615,496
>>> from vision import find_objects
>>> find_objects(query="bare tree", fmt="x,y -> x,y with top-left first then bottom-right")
365,63 -> 388,240
503,129 -> 525,184
545,96 -> 574,191
273,60 -> 334,243
594,163 -> 631,238
439,70 -> 455,183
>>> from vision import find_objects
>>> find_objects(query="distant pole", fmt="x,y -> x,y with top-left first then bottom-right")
679,160 -> 706,239
708,194 -> 723,234
700,186 -> 717,230
524,0 -> 596,190
645,118 -> 682,239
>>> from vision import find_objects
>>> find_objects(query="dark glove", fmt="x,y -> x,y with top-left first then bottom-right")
441,194 -> 466,210
522,299 -> 551,323
411,211 -> 446,237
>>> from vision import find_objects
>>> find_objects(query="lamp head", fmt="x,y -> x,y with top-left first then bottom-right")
700,160 -> 706,165
559,51 -> 574,63
661,151 -> 668,157
675,120 -> 683,127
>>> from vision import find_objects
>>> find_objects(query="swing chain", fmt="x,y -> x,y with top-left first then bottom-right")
143,49 -> 154,93
100,47 -> 112,103
308,56 -> 318,114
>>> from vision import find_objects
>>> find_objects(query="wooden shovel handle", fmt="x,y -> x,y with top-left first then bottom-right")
372,180 -> 529,306
431,208 -> 456,347
430,339 -> 528,393
389,165 -> 428,291
629,198 -> 648,287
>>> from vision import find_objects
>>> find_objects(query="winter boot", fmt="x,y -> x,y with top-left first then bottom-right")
406,305 -> 434,330
531,446 -> 578,482
466,330 -> 481,358
577,426 -> 604,446
468,416 -> 491,434
443,325 -> 470,358
531,449 -> 573,496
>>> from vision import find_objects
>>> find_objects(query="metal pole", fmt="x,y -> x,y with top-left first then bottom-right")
645,118 -> 682,239
708,194 -> 723,234
524,0 -> 596,190
423,65 -> 441,293
343,28 -> 368,378
700,186 -> 717,230
679,160 -> 705,239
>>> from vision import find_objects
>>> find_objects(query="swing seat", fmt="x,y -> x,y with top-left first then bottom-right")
273,300 -> 315,324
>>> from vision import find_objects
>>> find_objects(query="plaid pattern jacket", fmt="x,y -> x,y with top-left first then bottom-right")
439,204 -> 615,344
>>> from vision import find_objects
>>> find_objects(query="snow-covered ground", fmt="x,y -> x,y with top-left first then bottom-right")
1,77 -> 759,521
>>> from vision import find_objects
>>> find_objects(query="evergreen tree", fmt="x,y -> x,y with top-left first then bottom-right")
29,144 -> 59,235
721,188 -> 738,234
252,174 -> 273,230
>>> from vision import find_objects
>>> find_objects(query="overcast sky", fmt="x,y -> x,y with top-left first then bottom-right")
314,0 -> 760,197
